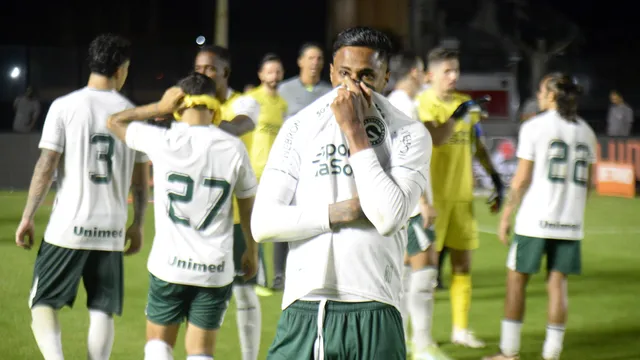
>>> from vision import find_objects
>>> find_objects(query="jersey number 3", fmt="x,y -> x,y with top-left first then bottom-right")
89,134 -> 115,184
167,173 -> 231,231
547,140 -> 590,187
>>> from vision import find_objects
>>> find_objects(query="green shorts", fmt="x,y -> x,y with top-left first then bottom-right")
29,239 -> 124,315
267,300 -> 405,360
406,215 -> 435,256
145,273 -> 232,330
233,224 -> 267,286
507,234 -> 582,275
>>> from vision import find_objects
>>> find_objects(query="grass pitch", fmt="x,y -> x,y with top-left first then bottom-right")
0,192 -> 638,360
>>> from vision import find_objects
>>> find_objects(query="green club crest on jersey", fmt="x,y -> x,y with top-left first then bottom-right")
364,116 -> 386,146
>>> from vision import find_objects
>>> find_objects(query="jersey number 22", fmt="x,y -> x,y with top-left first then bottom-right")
547,140 -> 590,187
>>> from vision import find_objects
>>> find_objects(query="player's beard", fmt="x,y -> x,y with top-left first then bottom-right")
265,80 -> 280,90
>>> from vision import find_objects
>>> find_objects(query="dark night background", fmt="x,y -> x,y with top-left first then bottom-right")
0,0 -> 637,133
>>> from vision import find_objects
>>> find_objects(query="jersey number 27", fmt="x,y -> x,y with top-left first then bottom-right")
167,173 -> 231,231
547,140 -> 590,187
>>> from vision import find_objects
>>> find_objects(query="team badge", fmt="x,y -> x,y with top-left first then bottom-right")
364,116 -> 386,146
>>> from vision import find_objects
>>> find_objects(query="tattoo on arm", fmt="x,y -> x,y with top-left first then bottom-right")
131,186 -> 148,225
503,186 -> 527,218
328,199 -> 366,229
130,163 -> 149,225
22,150 -> 61,221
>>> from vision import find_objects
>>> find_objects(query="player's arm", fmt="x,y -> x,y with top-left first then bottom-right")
501,158 -> 533,221
107,87 -> 184,142
473,124 -> 504,202
251,119 -> 362,243
130,161 -> 149,226
335,83 -> 430,236
21,149 -> 61,222
21,100 -> 65,223
501,122 -> 535,221
348,126 -> 430,236
218,96 -> 259,136
423,119 -> 456,146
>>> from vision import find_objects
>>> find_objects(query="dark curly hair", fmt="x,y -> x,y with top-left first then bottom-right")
332,27 -> 393,65
88,34 -> 131,77
177,72 -> 217,96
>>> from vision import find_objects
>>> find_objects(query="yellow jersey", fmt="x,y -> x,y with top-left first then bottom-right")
217,89 -> 242,126
230,86 -> 286,224
416,88 -> 480,203
239,85 -> 287,180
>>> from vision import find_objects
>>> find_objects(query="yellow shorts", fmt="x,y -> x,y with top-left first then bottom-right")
433,201 -> 479,251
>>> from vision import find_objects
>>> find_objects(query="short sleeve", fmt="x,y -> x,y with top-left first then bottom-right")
39,100 -> 65,154
234,144 -> 259,199
125,122 -> 167,159
231,96 -> 260,124
516,122 -> 535,161
134,151 -> 149,164
390,122 -> 431,193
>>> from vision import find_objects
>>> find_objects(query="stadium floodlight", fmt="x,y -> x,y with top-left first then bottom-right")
10,67 -> 20,79
196,36 -> 206,45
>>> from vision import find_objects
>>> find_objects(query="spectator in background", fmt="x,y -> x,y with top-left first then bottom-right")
278,43 -> 332,119
607,90 -> 634,136
271,43 -> 332,291
13,86 -> 41,133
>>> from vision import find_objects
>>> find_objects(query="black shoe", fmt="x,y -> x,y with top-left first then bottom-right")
272,275 -> 285,291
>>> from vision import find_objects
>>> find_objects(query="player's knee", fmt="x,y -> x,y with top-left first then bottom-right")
233,284 -> 260,310
144,339 -> 173,360
410,267 -> 438,297
450,249 -> 471,273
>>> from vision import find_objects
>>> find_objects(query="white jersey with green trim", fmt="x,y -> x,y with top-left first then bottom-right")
39,87 -> 149,252
515,110 -> 597,240
126,122 -> 258,287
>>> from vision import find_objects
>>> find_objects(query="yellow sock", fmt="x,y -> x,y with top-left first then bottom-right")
450,273 -> 471,330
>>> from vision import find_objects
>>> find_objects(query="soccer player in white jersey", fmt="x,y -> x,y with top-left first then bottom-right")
483,73 -> 597,360
107,72 -> 259,360
251,27 -> 431,359
387,51 -> 452,360
15,34 -> 150,360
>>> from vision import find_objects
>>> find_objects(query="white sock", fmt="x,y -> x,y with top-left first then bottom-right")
87,310 -> 115,360
187,356 -> 213,360
542,324 -> 565,360
233,285 -> 261,360
399,265 -> 411,342
499,319 -> 522,357
408,267 -> 437,350
31,306 -> 64,360
144,339 -> 173,360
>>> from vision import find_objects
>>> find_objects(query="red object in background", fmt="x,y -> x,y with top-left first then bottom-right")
459,90 -> 509,118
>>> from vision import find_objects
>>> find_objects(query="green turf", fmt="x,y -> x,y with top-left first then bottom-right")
0,192 -> 638,360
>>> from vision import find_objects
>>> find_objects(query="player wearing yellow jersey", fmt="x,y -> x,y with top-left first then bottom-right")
416,47 -> 504,348
233,53 -> 286,298
194,45 -> 256,136
193,45 -> 265,360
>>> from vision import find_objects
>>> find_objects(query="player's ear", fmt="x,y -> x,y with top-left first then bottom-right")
223,66 -> 230,79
